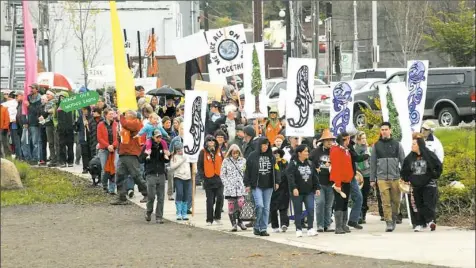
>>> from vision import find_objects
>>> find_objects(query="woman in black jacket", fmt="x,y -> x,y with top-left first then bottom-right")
286,145 -> 321,238
270,148 -> 290,233
401,133 -> 442,232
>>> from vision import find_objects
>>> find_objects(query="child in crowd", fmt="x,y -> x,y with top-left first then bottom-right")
135,113 -> 169,159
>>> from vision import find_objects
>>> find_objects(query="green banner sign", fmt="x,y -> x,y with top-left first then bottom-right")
59,91 -> 99,112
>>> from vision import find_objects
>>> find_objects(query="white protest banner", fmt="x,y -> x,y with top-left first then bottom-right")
285,58 -> 316,137
389,83 -> 413,156
329,81 -> 356,136
243,42 -> 267,119
205,24 -> 247,78
207,63 -> 227,85
183,90 -> 207,163
406,60 -> 429,132
135,77 -> 157,93
172,31 -> 209,64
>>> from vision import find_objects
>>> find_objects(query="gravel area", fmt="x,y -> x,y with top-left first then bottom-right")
1,204 -> 445,268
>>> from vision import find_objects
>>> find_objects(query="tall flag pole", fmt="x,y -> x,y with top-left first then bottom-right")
22,0 -> 38,115
109,0 -> 137,112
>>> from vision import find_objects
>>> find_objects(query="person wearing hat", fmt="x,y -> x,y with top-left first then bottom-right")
421,120 -> 444,163
197,135 -> 224,225
0,97 -> 10,158
401,133 -> 442,232
242,125 -> 258,158
169,141 -> 192,221
55,91 -> 76,167
270,147 -> 290,233
41,90 -> 58,167
263,106 -> 282,147
1,91 -> 19,158
205,100 -> 225,136
310,129 -> 336,232
21,83 -> 43,164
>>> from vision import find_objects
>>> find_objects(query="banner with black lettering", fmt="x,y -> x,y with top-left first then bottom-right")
406,60 -> 429,132
205,24 -> 247,80
183,90 -> 208,163
285,58 -> 315,137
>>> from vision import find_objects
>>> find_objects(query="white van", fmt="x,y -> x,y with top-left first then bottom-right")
353,68 -> 406,80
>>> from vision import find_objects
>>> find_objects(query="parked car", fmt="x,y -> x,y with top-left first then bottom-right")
353,68 -> 406,80
353,67 -> 476,127
265,78 -> 330,114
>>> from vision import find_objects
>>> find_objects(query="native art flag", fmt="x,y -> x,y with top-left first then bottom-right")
285,58 -> 316,137
406,60 -> 429,132
183,90 -> 207,163
329,81 -> 356,136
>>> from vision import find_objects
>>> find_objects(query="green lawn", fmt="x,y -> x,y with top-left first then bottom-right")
435,128 -> 475,152
1,159 -> 109,206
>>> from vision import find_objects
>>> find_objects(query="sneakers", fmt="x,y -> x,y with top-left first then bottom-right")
317,226 -> 325,233
259,231 -> 270,236
253,229 -> 260,236
238,221 -> 247,231
67,163 -> 74,167
214,220 -> 222,225
127,190 -> 134,198
206,222 -> 213,226
414,225 -> 423,232
429,221 -> 436,231
47,162 -> 57,167
348,221 -> 363,230
156,218 -> 164,224
272,228 -> 280,233
231,225 -> 238,232
385,221 -> 394,232
140,196 -> 147,203
296,230 -> 303,238
60,163 -> 67,168
110,199 -> 128,205
281,225 -> 287,233
145,212 -> 151,222
307,228 -> 317,237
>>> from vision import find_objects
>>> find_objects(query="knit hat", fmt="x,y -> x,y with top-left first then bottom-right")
235,124 -> 244,131
174,142 -> 184,151
243,125 -> 256,137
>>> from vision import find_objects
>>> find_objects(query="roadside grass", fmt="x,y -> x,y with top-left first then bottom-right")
434,128 -> 475,151
1,158 -> 109,207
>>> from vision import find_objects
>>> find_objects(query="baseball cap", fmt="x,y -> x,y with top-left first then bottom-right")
211,101 -> 221,108
8,91 -> 17,98
153,129 -> 162,137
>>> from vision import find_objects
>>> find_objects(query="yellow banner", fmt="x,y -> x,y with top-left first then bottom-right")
109,1 -> 137,112
194,80 -> 223,103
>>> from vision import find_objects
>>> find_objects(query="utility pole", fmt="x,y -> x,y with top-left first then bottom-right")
284,0 -> 291,66
294,1 -> 302,58
312,0 -> 319,77
352,0 -> 358,75
203,0 -> 209,72
253,0 -> 263,42
372,1 -> 379,69
45,0 -> 52,71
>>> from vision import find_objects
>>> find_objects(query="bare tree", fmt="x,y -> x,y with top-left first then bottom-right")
63,1 -> 105,88
382,1 -> 430,66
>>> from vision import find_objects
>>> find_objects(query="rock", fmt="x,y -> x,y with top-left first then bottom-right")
1,158 -> 23,190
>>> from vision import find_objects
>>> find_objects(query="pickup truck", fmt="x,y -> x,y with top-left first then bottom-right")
353,67 -> 475,127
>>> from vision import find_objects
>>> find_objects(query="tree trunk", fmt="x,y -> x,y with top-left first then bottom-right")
254,95 -> 260,114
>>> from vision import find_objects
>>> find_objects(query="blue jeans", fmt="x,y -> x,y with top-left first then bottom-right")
98,149 -> 116,193
252,187 -> 273,232
10,126 -> 22,159
349,177 -> 363,222
29,126 -> 40,161
315,185 -> 334,228
292,193 -> 315,231
174,178 -> 191,204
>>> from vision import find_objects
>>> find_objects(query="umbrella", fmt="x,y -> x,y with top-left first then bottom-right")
37,72 -> 75,91
147,86 -> 183,97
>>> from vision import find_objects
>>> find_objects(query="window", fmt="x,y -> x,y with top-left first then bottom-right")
314,79 -> 325,85
266,81 -> 276,95
269,82 -> 286,99
386,73 -> 406,84
354,71 -> 387,79
428,73 -> 465,86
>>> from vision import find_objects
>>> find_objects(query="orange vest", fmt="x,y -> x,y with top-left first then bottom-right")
266,121 -> 282,146
0,105 -> 10,130
203,149 -> 223,178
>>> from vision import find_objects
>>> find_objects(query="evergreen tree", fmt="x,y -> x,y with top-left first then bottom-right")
387,90 -> 402,141
251,44 -> 262,114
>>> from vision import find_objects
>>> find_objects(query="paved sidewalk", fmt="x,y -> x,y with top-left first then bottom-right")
63,165 -> 475,268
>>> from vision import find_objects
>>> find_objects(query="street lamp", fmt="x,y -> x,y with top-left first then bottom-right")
280,2 -> 291,67
279,9 -> 285,18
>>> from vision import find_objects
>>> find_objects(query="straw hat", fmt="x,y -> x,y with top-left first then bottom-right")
399,180 -> 410,194
318,128 -> 336,142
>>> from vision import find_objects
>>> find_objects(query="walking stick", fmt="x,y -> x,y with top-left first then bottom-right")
191,163 -> 196,218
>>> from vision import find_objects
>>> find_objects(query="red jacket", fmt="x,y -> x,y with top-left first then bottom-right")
329,145 -> 354,187
118,115 -> 142,156
0,105 -> 10,130
97,120 -> 119,149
